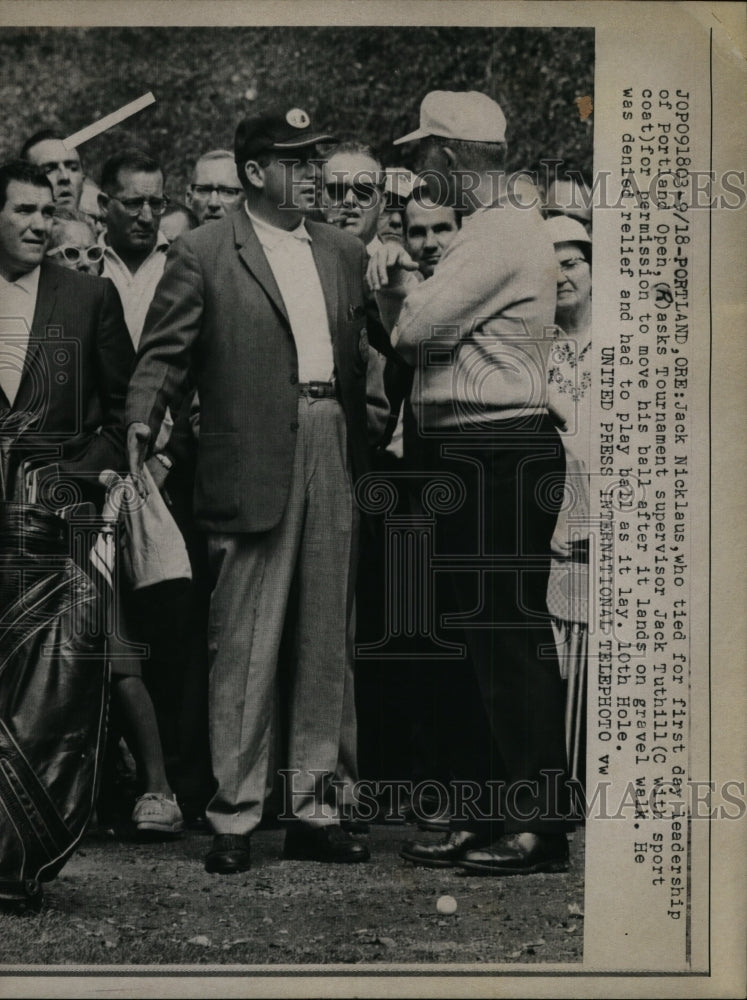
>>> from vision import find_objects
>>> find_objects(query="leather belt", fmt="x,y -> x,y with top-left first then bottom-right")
298,381 -> 337,399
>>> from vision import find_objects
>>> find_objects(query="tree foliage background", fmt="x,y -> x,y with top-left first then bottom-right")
0,26 -> 593,196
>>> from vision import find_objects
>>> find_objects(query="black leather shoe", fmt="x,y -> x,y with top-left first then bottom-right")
457,832 -> 569,875
204,834 -> 251,874
284,824 -> 371,863
400,830 -> 490,868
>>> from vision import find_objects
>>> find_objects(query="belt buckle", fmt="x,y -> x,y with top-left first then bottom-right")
308,383 -> 324,398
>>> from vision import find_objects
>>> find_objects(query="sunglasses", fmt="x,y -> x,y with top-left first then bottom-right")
47,244 -> 105,265
323,180 -> 384,208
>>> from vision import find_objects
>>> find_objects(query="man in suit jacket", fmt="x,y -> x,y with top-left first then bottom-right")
127,108 -> 384,873
0,160 -> 132,501
0,160 -> 188,840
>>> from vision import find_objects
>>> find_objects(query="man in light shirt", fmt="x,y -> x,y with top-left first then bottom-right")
97,150 -> 170,351
97,151 -> 178,484
368,91 -> 572,877
126,108 -> 384,874
98,149 -> 202,827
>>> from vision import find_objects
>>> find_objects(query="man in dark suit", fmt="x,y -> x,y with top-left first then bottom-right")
0,160 -> 132,498
127,109 -> 383,873
0,160 -> 186,839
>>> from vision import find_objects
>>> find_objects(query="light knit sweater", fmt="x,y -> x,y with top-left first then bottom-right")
384,198 -> 557,432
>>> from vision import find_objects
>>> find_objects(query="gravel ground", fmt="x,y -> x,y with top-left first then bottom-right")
0,822 -> 584,969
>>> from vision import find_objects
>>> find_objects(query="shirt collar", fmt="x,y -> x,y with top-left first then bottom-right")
0,265 -> 41,295
366,235 -> 383,257
245,204 -> 311,249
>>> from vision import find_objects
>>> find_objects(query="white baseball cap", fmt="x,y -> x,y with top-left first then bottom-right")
393,91 -> 507,146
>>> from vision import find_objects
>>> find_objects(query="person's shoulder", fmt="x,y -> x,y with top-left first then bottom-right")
42,260 -> 110,297
478,202 -> 554,258
484,200 -> 548,235
174,213 -> 236,257
307,219 -> 364,257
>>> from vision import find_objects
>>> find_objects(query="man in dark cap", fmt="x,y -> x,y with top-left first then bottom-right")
126,108 -> 381,873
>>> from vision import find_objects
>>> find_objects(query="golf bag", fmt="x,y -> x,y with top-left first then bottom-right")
0,502 -> 109,907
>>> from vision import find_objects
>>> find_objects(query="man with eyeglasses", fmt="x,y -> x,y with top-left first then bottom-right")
319,142 -> 403,824
97,149 -> 196,836
97,150 -> 170,351
20,129 -> 84,210
186,149 -> 244,225
321,142 -> 386,251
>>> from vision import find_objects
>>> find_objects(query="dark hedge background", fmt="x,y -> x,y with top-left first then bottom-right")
0,26 -> 593,197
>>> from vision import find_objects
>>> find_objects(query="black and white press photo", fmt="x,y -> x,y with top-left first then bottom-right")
0,5 -> 743,998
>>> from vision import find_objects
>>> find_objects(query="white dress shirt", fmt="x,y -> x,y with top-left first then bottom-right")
100,232 -> 169,349
0,266 -> 41,406
245,207 -> 334,383
100,234 -> 175,452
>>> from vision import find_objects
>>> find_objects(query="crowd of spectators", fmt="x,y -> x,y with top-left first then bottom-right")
0,93 -> 592,882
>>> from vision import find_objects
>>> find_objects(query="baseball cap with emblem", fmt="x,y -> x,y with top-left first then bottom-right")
235,107 -> 337,162
393,91 -> 507,146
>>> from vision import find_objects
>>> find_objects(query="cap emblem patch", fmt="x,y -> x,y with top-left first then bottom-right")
286,108 -> 310,129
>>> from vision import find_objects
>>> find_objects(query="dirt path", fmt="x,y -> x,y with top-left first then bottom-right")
0,824 -> 584,968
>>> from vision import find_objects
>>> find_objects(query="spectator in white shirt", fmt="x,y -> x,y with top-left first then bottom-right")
97,150 -> 170,349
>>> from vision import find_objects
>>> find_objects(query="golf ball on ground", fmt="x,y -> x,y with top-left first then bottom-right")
436,894 -> 457,915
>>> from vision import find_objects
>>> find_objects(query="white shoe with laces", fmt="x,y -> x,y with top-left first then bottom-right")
131,793 -> 184,834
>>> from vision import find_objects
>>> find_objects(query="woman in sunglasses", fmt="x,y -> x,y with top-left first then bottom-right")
46,207 -> 104,276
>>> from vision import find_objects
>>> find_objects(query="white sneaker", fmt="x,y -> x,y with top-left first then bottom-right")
132,793 -> 184,834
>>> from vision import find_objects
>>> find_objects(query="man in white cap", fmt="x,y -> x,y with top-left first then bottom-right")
368,91 -> 573,876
